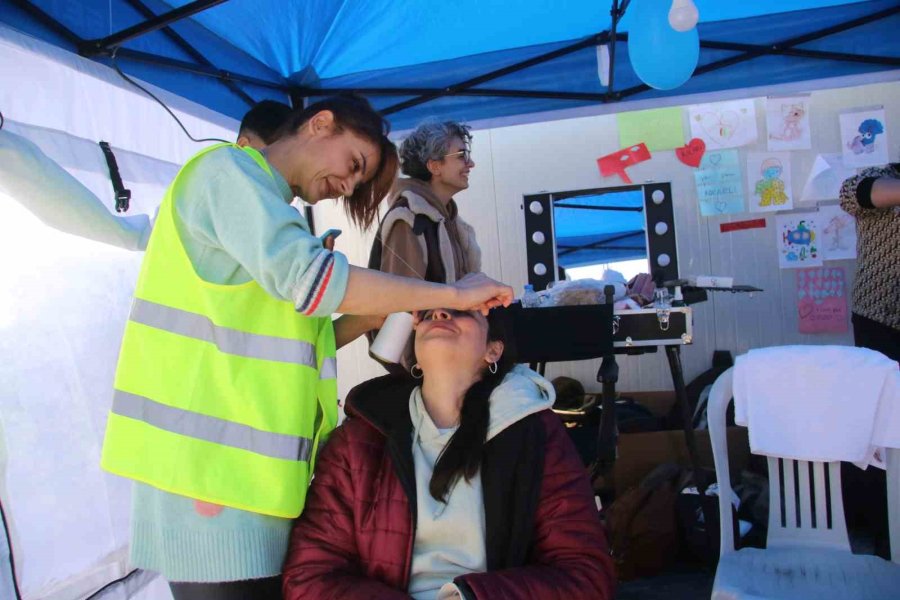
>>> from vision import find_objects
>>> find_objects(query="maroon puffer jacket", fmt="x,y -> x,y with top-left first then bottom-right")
283,376 -> 615,599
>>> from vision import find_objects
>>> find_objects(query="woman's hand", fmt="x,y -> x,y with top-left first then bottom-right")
451,273 -> 514,315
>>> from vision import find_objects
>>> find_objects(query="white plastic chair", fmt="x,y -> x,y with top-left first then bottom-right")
708,367 -> 900,600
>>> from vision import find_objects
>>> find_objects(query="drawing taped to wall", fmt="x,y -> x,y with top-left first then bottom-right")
818,204 -> 857,260
766,96 -> 811,151
796,267 -> 848,334
694,149 -> 744,216
747,152 -> 793,213
688,99 -> 758,150
840,107 -> 889,168
776,212 -> 821,268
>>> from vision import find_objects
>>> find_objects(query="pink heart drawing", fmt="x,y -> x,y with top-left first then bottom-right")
676,138 -> 705,167
699,110 -> 742,144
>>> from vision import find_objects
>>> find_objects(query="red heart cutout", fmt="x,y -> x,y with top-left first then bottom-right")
676,138 -> 706,168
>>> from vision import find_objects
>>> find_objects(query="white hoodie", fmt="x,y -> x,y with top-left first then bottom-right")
407,365 -> 556,600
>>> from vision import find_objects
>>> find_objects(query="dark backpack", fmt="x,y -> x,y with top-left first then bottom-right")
366,207 -> 444,374
368,208 -> 445,283
605,463 -> 687,581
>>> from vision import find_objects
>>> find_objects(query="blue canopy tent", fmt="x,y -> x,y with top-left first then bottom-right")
0,3 -> 898,598
1,0 -> 898,129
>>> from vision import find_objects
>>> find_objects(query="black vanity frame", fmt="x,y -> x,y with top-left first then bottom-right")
522,182 -> 678,291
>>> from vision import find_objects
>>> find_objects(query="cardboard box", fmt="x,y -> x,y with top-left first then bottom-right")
612,391 -> 750,494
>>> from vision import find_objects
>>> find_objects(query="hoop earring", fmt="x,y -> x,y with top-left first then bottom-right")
410,364 -> 424,379
489,361 -> 498,375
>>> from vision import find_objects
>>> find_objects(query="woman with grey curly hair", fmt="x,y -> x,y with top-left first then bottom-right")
368,120 -> 483,370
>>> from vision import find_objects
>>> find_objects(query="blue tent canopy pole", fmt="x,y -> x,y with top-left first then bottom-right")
117,0 -> 256,108
375,0 -> 630,114
323,29 -> 616,114
604,0 -> 631,101
5,0 -> 899,122
8,0 -> 291,107
701,38 -> 899,66
297,3 -> 899,111
558,230 -> 645,258
115,48 -> 291,91
78,0 -> 226,57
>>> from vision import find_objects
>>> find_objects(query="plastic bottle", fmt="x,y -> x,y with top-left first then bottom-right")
521,284 -> 537,308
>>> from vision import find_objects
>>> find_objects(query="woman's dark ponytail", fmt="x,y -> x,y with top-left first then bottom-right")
428,311 -> 515,503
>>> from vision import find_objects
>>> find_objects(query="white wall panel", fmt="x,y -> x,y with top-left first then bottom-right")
333,79 -> 899,397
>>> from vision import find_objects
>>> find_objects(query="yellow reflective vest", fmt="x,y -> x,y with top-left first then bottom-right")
102,144 -> 337,518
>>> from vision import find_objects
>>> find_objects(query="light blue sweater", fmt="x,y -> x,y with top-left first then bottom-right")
128,146 -> 348,582
1,134 -> 350,581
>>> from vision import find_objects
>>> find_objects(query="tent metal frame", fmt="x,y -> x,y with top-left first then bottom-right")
8,0 -> 290,108
8,0 -> 900,116
557,229 -> 646,258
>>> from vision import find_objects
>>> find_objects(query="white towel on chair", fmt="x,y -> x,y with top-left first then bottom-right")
734,345 -> 900,467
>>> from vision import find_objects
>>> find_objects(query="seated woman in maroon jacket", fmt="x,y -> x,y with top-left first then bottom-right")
283,307 -> 615,600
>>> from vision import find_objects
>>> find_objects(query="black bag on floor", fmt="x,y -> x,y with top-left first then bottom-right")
606,463 -> 687,580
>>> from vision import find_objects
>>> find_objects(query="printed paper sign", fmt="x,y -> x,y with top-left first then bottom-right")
840,107 -> 889,169
617,107 -> 685,151
766,96 -> 811,151
776,212 -> 821,269
818,204 -> 857,260
796,267 -> 848,334
694,149 -> 744,216
689,99 -> 758,150
747,152 -> 793,213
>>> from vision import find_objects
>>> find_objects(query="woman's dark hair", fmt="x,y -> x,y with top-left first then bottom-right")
275,94 -> 399,229
399,121 -> 472,182
239,100 -> 292,145
427,308 -> 516,503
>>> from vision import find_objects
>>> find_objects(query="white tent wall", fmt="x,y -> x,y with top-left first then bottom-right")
0,24 -> 235,600
327,77 -> 900,400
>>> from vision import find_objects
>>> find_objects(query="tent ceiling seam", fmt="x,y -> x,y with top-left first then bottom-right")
122,0 -> 255,107
114,48 -> 290,91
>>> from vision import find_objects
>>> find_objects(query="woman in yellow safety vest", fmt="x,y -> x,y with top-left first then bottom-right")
100,95 -> 512,600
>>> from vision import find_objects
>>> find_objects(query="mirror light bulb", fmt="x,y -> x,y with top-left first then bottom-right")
668,0 -> 699,32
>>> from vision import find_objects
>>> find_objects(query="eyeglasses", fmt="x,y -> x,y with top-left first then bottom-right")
443,148 -> 472,164
419,308 -> 479,321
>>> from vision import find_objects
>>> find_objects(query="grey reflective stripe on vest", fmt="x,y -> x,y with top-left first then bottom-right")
131,298 -> 328,367
319,357 -> 337,379
112,390 -> 312,462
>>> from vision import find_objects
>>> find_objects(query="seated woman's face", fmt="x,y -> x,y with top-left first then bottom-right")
414,308 -> 489,369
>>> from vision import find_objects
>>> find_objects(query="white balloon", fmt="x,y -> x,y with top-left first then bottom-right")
668,0 -> 699,32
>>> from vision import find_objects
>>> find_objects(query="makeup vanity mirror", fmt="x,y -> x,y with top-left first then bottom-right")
523,183 -> 678,291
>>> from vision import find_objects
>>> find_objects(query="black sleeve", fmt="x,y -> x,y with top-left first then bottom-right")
855,176 -> 879,209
